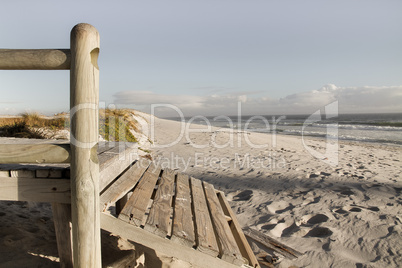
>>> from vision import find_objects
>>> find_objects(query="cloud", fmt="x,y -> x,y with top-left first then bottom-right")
113,85 -> 402,117
113,90 -> 205,108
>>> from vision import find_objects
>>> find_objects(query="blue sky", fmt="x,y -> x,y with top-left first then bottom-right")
1,0 -> 401,117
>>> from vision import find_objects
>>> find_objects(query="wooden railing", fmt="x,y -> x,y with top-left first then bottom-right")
0,23 -> 101,268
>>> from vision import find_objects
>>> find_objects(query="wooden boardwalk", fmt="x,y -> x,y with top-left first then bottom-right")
0,140 -> 259,268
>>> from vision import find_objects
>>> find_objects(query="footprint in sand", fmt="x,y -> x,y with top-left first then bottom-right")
261,223 -> 277,231
304,226 -> 333,238
334,204 -> 379,214
333,186 -> 355,196
232,190 -> 253,201
270,220 -> 298,237
302,213 -> 329,224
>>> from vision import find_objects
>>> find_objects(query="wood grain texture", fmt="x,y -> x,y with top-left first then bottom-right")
171,173 -> 196,247
217,191 -> 260,268
118,163 -> 160,226
100,161 -> 148,211
0,49 -> 70,70
243,228 -> 303,260
52,203 -> 73,268
0,143 -> 70,164
190,177 -> 219,257
70,23 -> 101,268
10,169 -> 35,178
101,213 -> 239,268
144,168 -> 175,237
203,182 -> 244,265
0,170 -> 9,177
99,144 -> 138,191
115,194 -> 128,215
0,177 -> 71,203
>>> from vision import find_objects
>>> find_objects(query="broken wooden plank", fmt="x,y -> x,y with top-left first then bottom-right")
0,177 -> 71,203
101,213 -> 240,268
144,168 -> 175,237
203,182 -> 244,266
217,191 -> 260,268
243,228 -> 303,260
100,161 -> 148,211
118,163 -> 160,226
115,194 -> 128,215
171,173 -> 196,248
190,177 -> 219,257
99,143 -> 138,191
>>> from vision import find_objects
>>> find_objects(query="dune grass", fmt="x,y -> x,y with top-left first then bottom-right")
0,109 -> 139,142
0,113 -> 68,139
99,109 -> 138,143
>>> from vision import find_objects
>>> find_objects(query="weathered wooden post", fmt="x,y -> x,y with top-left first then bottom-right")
70,23 -> 101,267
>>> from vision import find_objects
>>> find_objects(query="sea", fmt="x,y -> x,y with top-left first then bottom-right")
168,113 -> 402,146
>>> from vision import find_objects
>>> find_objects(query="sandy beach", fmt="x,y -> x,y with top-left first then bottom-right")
0,114 -> 401,267
150,116 -> 402,267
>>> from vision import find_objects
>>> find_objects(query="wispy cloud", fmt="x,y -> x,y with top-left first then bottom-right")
113,85 -> 402,116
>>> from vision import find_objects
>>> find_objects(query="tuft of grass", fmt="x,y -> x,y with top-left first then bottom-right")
0,112 -> 69,139
21,112 -> 69,129
99,109 -> 138,143
0,110 -> 139,142
0,121 -> 45,139
0,117 -> 23,127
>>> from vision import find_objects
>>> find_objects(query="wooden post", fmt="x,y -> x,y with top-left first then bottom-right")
52,203 -> 74,268
70,23 -> 101,268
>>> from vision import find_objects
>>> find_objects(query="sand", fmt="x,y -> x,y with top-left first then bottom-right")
150,117 -> 402,267
0,114 -> 401,267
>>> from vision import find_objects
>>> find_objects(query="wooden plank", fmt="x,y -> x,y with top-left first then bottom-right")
0,49 -> 70,70
99,144 -> 138,191
70,23 -> 101,268
52,203 -> 73,268
0,170 -> 9,177
190,177 -> 219,257
203,182 -> 244,265
100,161 -> 148,211
0,177 -> 71,203
36,169 -> 51,178
97,141 -> 116,154
118,163 -> 160,227
144,168 -> 175,237
115,194 -> 128,215
36,169 -> 63,178
171,173 -> 196,248
0,143 -> 70,164
243,228 -> 303,260
10,169 -> 35,178
217,191 -> 260,268
101,214 -> 239,268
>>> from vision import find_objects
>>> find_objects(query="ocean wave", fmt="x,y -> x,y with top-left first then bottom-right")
281,129 -> 402,145
278,123 -> 402,131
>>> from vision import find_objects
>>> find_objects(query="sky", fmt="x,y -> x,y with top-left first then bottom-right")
0,0 -> 401,117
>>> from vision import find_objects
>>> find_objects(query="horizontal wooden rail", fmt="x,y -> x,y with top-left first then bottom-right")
0,177 -> 71,203
0,49 -> 70,70
0,143 -> 70,163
